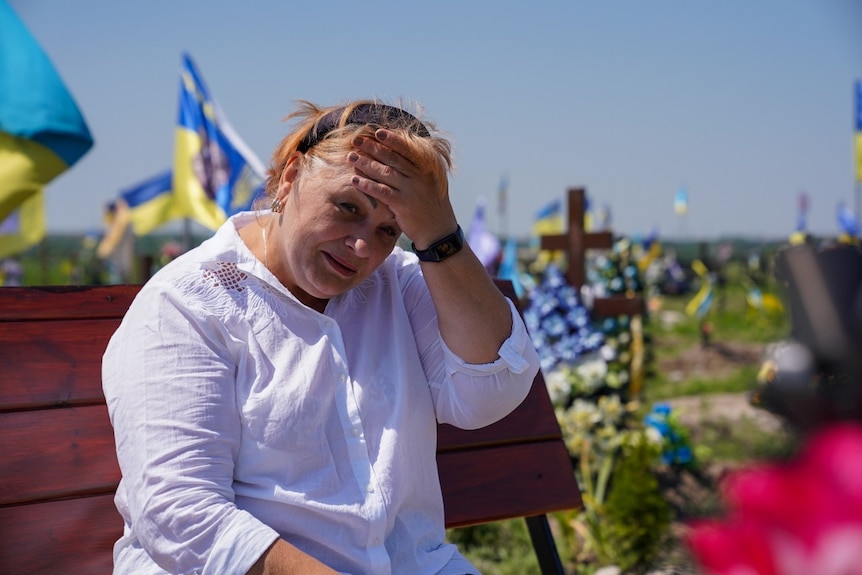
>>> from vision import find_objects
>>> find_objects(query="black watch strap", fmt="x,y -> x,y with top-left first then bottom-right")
411,225 -> 465,262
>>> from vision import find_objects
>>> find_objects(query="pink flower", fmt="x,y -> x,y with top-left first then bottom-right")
687,423 -> 862,575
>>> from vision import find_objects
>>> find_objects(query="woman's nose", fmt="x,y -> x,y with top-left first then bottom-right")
347,234 -> 371,258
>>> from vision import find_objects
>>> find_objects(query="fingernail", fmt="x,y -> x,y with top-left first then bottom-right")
375,129 -> 387,141
351,176 -> 360,185
348,152 -> 359,163
353,136 -> 363,147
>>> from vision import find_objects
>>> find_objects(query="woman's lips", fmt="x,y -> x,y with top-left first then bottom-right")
324,252 -> 358,276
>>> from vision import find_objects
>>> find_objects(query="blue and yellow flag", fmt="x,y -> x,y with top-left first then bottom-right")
837,201 -> 859,244
532,198 -> 564,237
97,168 -> 178,259
173,53 -> 265,231
120,169 -> 179,235
0,0 -> 93,258
673,187 -> 688,216
685,259 -> 714,318
855,80 -> 861,183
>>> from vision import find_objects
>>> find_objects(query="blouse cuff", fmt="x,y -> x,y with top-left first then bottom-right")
441,299 -> 533,376
203,509 -> 280,575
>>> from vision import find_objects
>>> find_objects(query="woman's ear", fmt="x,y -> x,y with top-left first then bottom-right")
277,151 -> 302,196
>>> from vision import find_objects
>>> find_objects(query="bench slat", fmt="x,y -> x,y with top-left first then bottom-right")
439,441 -> 579,528
437,370 -> 562,451
0,318 -> 121,411
0,405 -> 120,506
0,285 -> 138,321
0,494 -> 120,575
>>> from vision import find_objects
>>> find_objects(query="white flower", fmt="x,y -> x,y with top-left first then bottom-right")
597,394 -> 624,424
545,367 -> 571,406
575,354 -> 608,389
570,399 -> 602,430
599,344 -> 617,362
645,426 -> 664,445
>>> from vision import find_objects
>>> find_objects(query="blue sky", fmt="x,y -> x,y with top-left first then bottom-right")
10,0 -> 862,240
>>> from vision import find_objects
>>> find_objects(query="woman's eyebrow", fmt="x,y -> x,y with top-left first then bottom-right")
362,192 -> 378,209
339,182 -> 379,209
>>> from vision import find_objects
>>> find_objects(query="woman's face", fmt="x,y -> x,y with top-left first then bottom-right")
274,157 -> 401,310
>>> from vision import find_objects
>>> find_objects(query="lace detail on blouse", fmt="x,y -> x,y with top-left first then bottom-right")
201,262 -> 248,292
161,261 -> 289,320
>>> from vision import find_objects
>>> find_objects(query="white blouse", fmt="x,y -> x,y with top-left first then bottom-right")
102,212 -> 540,575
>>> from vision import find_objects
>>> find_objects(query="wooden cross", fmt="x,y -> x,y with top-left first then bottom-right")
539,187 -> 647,394
539,187 -> 644,318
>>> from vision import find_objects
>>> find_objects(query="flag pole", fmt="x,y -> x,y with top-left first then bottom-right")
497,174 -> 508,240
182,218 -> 192,252
40,235 -> 48,285
856,182 -> 862,231
855,80 -> 861,227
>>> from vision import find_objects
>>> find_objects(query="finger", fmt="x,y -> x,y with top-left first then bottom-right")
347,150 -> 405,185
352,133 -> 417,172
350,174 -> 399,207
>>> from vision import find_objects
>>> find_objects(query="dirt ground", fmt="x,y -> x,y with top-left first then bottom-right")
658,340 -> 765,384
666,390 -> 784,435
657,339 -> 787,439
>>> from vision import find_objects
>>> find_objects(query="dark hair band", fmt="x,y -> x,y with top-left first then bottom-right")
297,103 -> 431,153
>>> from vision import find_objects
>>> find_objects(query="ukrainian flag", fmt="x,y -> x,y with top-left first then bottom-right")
532,198 -> 564,237
97,169 -> 178,258
673,187 -> 688,216
173,53 -> 265,231
855,80 -> 861,183
0,0 -> 93,258
121,169 -> 178,235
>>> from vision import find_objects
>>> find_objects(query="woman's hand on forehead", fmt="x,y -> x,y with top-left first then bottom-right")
347,129 -> 457,247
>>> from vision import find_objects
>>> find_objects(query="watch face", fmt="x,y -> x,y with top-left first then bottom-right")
413,226 -> 464,262
437,241 -> 459,258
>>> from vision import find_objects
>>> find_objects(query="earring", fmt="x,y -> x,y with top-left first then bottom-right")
270,197 -> 284,214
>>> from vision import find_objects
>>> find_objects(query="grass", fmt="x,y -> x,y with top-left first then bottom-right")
645,363 -> 762,401
644,263 -> 791,401
696,415 -> 798,463
448,520 -> 545,575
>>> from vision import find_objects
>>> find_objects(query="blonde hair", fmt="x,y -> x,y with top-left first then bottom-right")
264,100 -> 453,199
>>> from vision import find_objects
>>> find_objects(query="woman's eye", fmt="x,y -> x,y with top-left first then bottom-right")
381,227 -> 398,238
340,203 -> 359,215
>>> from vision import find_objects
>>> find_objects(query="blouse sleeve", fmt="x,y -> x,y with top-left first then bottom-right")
399,258 -> 541,430
433,299 -> 540,429
102,282 -> 279,574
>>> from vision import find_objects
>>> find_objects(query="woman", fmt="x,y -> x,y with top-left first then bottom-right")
102,100 -> 540,575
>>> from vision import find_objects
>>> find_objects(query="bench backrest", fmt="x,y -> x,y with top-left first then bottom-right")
0,282 -> 581,574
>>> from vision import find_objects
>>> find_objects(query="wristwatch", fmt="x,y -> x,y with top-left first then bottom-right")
411,225 -> 465,262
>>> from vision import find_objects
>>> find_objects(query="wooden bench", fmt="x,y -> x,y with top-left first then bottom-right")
0,281 -> 582,575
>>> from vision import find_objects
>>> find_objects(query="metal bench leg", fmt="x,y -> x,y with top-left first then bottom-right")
525,514 -> 566,575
